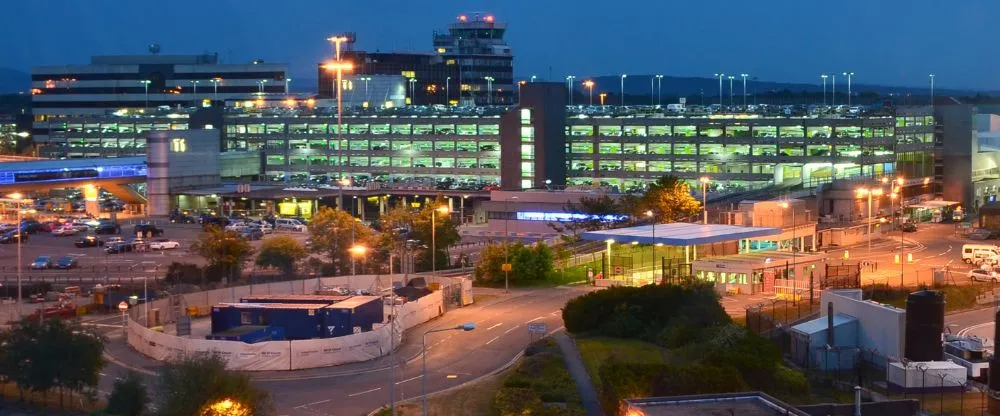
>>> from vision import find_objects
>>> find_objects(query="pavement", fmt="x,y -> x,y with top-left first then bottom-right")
93,285 -> 593,416
553,330 -> 603,416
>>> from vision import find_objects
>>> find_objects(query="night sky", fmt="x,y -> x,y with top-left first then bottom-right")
2,0 -> 993,89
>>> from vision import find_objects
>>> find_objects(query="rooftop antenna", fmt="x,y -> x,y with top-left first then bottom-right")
148,43 -> 161,55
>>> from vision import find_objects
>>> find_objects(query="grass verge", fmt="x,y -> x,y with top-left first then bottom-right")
867,283 -> 983,312
576,337 -> 669,389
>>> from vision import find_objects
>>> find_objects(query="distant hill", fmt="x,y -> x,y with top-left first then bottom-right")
0,68 -> 30,94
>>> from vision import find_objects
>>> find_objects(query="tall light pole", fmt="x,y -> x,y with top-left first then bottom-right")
583,80 -> 595,106
699,177 -> 710,224
566,75 -> 575,105
349,244 -> 366,275
210,77 -> 221,102
190,80 -> 199,96
431,205 -> 449,273
740,73 -> 749,108
857,187 -> 883,252
649,75 -> 656,106
285,78 -> 291,94
655,74 -> 664,106
895,177 -> 905,287
423,323 -> 476,416
408,78 -> 417,104
445,76 -> 451,105
517,80 -> 526,105
929,74 -> 936,106
831,74 -> 837,107
258,79 -> 267,95
619,74 -> 627,107
484,76 -> 495,105
359,77 -> 371,104
322,60 -> 354,184
843,72 -> 854,107
7,193 -> 26,317
530,75 -> 536,83
820,74 -> 828,106
713,73 -> 725,108
139,80 -> 151,108
727,75 -> 735,107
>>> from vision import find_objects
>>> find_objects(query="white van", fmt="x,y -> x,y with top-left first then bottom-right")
274,218 -> 307,232
963,244 -> 1000,264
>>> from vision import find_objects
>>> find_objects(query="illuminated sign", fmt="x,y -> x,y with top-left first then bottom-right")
515,212 -> 627,222
170,138 -> 187,153
14,169 -> 99,183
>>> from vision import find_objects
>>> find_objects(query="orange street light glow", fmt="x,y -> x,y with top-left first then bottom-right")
322,62 -> 354,71
436,206 -> 450,214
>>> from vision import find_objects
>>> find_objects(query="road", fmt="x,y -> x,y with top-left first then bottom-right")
89,285 -> 591,416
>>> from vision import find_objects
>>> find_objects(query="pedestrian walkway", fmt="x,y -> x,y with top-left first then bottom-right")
552,330 -> 604,416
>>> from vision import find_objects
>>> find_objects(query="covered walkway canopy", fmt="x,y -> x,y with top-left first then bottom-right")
581,222 -> 781,246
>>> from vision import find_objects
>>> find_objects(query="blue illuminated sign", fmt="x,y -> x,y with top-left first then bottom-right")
516,212 -> 627,222
0,164 -> 148,185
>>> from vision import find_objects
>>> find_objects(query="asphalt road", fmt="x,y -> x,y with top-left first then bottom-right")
88,285 -> 591,416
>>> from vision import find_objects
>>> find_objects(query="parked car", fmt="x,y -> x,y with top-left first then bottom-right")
20,220 -> 42,234
51,224 -> 79,236
275,218 -> 307,232
969,269 -> 1000,283
30,256 -> 52,269
56,256 -> 78,269
255,221 -> 274,234
0,231 -> 26,244
74,235 -> 104,248
170,213 -> 197,224
225,222 -> 249,232
133,223 -> 164,237
105,236 -> 126,246
901,222 -> 917,233
105,243 -> 134,254
94,222 -> 121,234
240,227 -> 264,241
149,238 -> 180,250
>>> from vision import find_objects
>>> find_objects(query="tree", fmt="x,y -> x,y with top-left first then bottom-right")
189,226 -> 254,283
157,353 -> 271,416
307,207 -> 375,275
1,318 -> 105,406
106,371 -> 148,416
375,199 -> 459,272
549,194 -> 641,241
638,175 -> 702,223
474,241 -> 555,285
255,235 -> 308,276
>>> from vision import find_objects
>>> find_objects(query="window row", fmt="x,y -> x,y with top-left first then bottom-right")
53,123 -> 187,133
567,125 -> 893,139
226,123 -> 500,135
227,139 -> 498,152
568,160 -> 770,174
265,156 -> 499,169
568,143 -> 891,157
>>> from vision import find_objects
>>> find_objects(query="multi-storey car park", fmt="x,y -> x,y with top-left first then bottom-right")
27,86 -> 936,196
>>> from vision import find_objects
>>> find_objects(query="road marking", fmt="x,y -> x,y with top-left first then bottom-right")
526,316 -> 544,324
446,374 -> 458,379
485,322 -> 503,331
958,322 -> 993,338
98,372 -> 106,376
549,310 -> 560,316
503,326 -> 518,335
396,375 -> 422,385
294,399 -> 332,408
485,336 -> 500,345
347,387 -> 381,397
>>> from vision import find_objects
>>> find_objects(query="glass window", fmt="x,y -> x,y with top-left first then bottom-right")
779,126 -> 804,138
266,124 -> 284,134
624,126 -> 646,137
520,109 -> 531,124
673,143 -> 696,155
674,162 -> 695,172
413,157 -> 432,168
648,125 -> 670,137
391,157 -> 411,167
434,141 -> 455,151
521,162 -> 534,176
308,123 -> 327,134
752,145 -> 777,156
479,141 -> 499,151
807,145 -> 831,156
413,124 -> 433,135
599,160 -> 621,171
371,140 -> 390,150
779,145 -> 804,156
725,125 -> 750,138
895,117 -> 905,127
434,158 -> 455,168
289,123 -> 308,134
835,126 -> 861,138
624,161 -> 646,172
673,125 -> 696,137
370,124 -> 390,135
699,144 -> 723,156
806,126 -> 832,139
309,139 -> 327,150
521,126 -> 535,142
349,156 -> 369,167
456,158 -> 477,168
481,158 -> 499,169
349,140 -> 368,151
391,141 -> 411,151
571,159 -> 594,171
571,142 -> 593,154
753,126 -> 777,138
391,124 -> 411,135
571,125 -> 594,136
349,124 -> 369,134
724,145 -> 750,157
370,157 -> 389,167
434,124 -> 455,134
456,141 -> 477,152
456,124 -> 478,135
598,125 -> 622,137
649,143 -> 670,155
521,144 -> 534,159
699,127 -> 723,138
413,141 -> 433,151
623,143 -> 645,154
598,143 -> 621,154
648,161 -> 671,172
479,124 -> 499,135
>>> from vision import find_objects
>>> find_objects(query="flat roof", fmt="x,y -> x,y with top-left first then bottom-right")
909,200 -> 961,209
790,313 -> 857,336
214,302 -> 331,310
328,295 -> 381,309
626,392 -> 809,416
581,223 -> 781,246
692,251 -> 827,267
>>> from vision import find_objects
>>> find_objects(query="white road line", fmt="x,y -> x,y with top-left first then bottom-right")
293,398 -> 332,408
396,375 -> 422,385
549,310 -> 560,316
485,336 -> 500,345
347,387 -> 382,397
526,316 -> 544,324
485,322 -> 503,331
503,326 -> 518,335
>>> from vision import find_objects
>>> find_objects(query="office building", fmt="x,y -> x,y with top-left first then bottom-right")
31,53 -> 287,142
318,52 -> 456,106
433,14 -> 514,105
938,104 -> 1000,210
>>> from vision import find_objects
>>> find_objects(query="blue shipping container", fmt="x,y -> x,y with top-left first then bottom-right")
322,296 -> 384,338
205,325 -> 286,343
210,303 -> 267,334
259,303 -> 330,340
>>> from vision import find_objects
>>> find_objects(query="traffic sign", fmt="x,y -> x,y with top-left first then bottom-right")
613,266 -> 623,274
118,301 -> 129,312
501,263 -> 512,272
527,322 -> 547,334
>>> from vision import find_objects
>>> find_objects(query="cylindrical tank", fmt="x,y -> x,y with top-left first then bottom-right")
146,131 -> 170,217
904,289 -> 945,362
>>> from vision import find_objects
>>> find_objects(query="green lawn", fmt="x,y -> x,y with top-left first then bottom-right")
868,284 -> 983,312
576,337 -> 669,389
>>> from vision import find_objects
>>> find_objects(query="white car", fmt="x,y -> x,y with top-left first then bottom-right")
149,238 -> 180,250
255,221 -> 274,234
969,269 -> 1000,283
51,224 -> 79,236
224,222 -> 248,232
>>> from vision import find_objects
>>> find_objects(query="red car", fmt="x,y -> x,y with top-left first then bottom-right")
38,221 -> 60,232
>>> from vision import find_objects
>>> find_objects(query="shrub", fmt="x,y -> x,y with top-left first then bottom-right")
494,387 -> 543,415
164,262 -> 202,285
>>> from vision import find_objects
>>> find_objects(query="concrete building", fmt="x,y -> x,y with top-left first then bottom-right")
433,13 -> 514,105
319,51 -> 456,106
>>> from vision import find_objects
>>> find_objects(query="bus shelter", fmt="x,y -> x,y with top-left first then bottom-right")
692,251 -> 828,296
581,223 -> 781,287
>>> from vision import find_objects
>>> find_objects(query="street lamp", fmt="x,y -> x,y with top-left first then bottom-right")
599,92 -> 607,107
431,205 -> 450,274
139,80 -> 151,108
190,80 -> 199,95
6,193 -> 27,317
530,75 -> 536,83
727,75 -> 735,107
408,78 -> 417,104
713,73 -> 725,108
655,74 -> 664,106
842,72 -> 855,107
484,76 -> 495,105
820,74 -> 828,106
583,80 -> 595,106
359,77 -> 371,104
445,76 -> 451,105
699,177 -> 710,224
649,75 -> 656,106
566,75 -> 575,105
856,187 -> 883,252
210,77 -> 221,101
423,323 -> 476,416
322,61 -> 354,182
929,74 -> 936,106
740,73 -> 749,108
349,244 -> 367,275
517,80 -> 526,105
205,398 -> 248,416
619,74 -> 627,107
831,73 -> 837,107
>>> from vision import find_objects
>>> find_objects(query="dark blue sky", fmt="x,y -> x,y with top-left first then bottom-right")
3,0 -> 994,89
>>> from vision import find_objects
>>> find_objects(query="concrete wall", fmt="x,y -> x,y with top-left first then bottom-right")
820,289 -> 905,365
937,105 -> 976,207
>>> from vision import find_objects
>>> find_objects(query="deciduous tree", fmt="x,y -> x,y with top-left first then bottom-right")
255,235 -> 307,276
157,353 -> 271,416
189,226 -> 254,282
637,175 -> 702,223
307,207 -> 374,275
